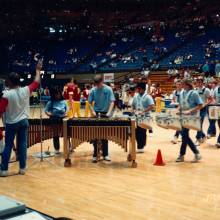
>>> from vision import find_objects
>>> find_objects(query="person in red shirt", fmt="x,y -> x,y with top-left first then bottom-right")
66,79 -> 75,98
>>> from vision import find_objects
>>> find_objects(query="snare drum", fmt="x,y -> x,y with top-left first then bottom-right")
137,116 -> 153,130
155,114 -> 169,129
166,116 -> 182,131
182,116 -> 201,131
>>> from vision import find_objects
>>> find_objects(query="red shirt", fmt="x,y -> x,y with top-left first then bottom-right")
74,87 -> 81,101
67,83 -> 75,95
83,89 -> 89,100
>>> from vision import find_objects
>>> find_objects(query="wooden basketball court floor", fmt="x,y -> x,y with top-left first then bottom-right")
1,109 -> 220,220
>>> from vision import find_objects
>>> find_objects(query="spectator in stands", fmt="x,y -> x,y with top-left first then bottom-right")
209,60 -> 216,77
202,61 -> 210,76
183,69 -> 191,79
150,83 -> 162,99
44,86 -> 50,96
215,60 -> 220,77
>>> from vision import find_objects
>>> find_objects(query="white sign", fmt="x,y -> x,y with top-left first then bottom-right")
104,73 -> 114,82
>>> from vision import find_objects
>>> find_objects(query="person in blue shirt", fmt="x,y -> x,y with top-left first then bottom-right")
88,75 -> 115,163
45,86 -> 68,154
132,82 -> 155,153
212,82 -> 220,148
195,77 -> 212,144
177,79 -> 203,163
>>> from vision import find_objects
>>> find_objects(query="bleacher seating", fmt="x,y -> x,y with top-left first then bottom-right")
5,27 -> 220,74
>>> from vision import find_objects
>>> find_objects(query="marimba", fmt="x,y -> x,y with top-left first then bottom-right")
0,119 -> 63,148
28,118 -> 63,147
63,117 -> 137,168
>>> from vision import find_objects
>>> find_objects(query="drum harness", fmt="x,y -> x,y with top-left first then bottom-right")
178,90 -> 199,126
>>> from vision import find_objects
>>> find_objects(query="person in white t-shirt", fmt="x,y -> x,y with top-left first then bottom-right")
0,63 -> 41,177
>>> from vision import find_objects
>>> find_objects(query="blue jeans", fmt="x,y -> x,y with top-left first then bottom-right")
196,107 -> 207,140
1,119 -> 29,171
180,128 -> 199,156
208,119 -> 216,136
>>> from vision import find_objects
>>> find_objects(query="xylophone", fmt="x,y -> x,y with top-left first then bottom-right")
63,117 -> 137,168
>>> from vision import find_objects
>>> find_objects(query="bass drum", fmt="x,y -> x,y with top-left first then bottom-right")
137,116 -> 153,130
182,116 -> 201,131
166,116 -> 182,131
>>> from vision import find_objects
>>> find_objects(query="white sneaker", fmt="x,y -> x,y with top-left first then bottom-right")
171,136 -> 178,144
92,157 -> 97,163
176,155 -> 184,162
103,156 -> 111,162
54,150 -> 61,155
137,149 -> 145,153
19,169 -> 26,175
198,138 -> 206,144
215,143 -> 220,148
195,140 -> 200,146
0,170 -> 8,177
207,134 -> 211,139
191,154 -> 202,163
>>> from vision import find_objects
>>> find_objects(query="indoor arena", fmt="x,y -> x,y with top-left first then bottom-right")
0,0 -> 220,219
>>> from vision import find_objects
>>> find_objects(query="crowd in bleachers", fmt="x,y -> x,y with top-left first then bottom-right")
0,0 -> 219,75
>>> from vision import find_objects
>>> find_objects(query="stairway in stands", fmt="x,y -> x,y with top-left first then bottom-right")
114,71 -> 174,94
149,72 -> 174,94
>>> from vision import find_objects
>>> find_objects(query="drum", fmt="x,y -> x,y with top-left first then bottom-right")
182,116 -> 201,131
166,116 -> 182,131
137,116 -> 153,130
208,106 -> 220,120
166,108 -> 178,116
155,114 -> 169,129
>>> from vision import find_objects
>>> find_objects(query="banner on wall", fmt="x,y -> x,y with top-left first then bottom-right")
103,73 -> 114,82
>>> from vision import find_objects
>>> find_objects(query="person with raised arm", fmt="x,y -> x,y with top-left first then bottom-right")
0,63 -> 42,177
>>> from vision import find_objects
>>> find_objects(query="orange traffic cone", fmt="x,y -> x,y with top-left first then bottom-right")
153,149 -> 165,166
